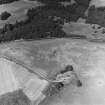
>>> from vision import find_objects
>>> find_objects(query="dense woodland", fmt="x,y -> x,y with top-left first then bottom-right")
0,0 -> 104,42
0,0 -> 19,4
0,0 -> 91,42
37,0 -> 91,7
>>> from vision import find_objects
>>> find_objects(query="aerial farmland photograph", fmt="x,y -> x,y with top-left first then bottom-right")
1,0 -> 105,105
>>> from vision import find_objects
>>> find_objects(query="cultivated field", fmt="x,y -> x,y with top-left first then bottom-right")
0,38 -> 105,105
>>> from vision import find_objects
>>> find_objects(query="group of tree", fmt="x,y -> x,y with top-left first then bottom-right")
86,6 -> 105,27
0,11 -> 11,20
37,0 -> 91,7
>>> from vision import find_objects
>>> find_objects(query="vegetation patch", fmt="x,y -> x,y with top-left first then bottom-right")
0,1 -> 90,42
0,11 -> 11,20
0,90 -> 30,105
86,6 -> 105,27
